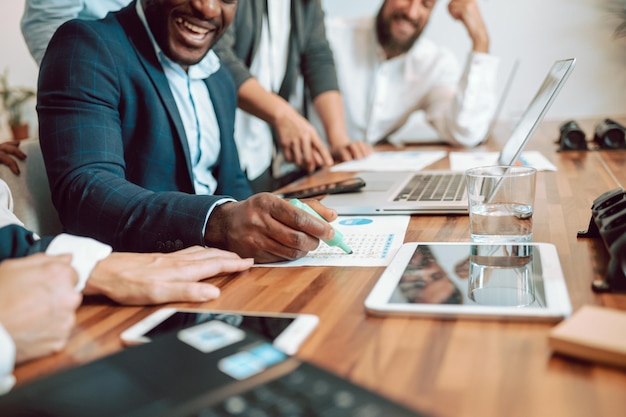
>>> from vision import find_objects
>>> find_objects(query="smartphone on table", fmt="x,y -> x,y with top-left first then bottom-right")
276,177 -> 366,199
120,308 -> 319,355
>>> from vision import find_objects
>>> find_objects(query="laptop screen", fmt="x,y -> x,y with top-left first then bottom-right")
498,58 -> 576,166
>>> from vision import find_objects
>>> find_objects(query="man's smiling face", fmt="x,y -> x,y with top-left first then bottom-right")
142,0 -> 237,68
376,0 -> 437,59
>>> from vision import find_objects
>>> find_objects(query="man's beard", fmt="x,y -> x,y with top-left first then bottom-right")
376,9 -> 423,57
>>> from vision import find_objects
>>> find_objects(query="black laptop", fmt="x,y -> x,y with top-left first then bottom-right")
0,320 -> 425,417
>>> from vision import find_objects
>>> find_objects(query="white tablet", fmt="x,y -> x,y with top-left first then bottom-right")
365,242 -> 572,321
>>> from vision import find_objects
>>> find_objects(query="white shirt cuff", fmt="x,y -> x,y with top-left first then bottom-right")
203,198 -> 236,247
45,234 -> 113,292
0,323 -> 16,396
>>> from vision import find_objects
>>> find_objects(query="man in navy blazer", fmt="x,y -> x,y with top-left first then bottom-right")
37,0 -> 337,263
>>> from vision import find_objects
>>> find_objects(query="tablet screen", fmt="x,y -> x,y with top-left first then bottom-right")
365,242 -> 571,321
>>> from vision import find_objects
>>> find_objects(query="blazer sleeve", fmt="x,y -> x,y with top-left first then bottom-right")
0,225 -> 53,260
38,16 -> 233,253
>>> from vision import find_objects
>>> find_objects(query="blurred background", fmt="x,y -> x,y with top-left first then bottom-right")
1,0 -> 625,140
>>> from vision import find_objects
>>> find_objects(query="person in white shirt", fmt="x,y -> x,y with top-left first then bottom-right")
0,179 -> 253,395
21,0 -> 130,65
323,0 -> 500,147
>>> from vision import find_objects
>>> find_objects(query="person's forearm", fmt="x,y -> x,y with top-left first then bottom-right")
237,78 -> 292,127
20,0 -> 84,65
471,33 -> 489,53
312,91 -> 351,148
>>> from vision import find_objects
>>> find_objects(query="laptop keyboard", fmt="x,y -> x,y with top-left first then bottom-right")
394,173 -> 466,202
190,363 -> 423,417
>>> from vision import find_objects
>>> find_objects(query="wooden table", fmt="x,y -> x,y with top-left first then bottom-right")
14,118 -> 626,417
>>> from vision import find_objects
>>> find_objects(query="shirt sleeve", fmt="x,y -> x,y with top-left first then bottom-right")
202,198 -> 236,247
0,323 -> 16,396
0,180 -> 22,230
20,0 -> 84,65
429,52 -> 500,147
45,234 -> 112,292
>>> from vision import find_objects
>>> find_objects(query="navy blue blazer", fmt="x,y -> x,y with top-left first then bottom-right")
0,225 -> 53,260
38,2 -> 252,253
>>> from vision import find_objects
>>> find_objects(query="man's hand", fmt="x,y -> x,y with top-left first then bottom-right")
273,104 -> 334,173
331,141 -> 374,163
0,141 -> 27,175
237,78 -> 334,173
84,246 -> 254,305
448,0 -> 489,53
205,193 -> 337,263
0,254 -> 81,364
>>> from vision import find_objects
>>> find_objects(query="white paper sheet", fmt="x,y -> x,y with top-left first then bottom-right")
331,150 -> 447,172
256,215 -> 410,267
449,151 -> 557,172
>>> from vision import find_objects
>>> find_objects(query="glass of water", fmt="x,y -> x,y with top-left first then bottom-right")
465,166 -> 537,243
468,244 -> 536,307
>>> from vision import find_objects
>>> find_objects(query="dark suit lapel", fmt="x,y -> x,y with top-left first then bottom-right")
204,74 -> 229,168
115,2 -> 194,181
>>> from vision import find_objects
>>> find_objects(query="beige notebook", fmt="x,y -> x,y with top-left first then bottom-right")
548,305 -> 626,368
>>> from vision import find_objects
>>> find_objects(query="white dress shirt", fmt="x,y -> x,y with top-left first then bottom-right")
136,1 -> 221,196
324,16 -> 500,147
233,0 -> 293,180
0,179 -> 112,395
0,323 -> 15,396
136,1 -> 234,238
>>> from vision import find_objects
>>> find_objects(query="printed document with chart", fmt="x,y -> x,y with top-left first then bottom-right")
256,216 -> 410,267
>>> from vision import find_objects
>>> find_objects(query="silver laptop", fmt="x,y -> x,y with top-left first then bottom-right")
323,58 -> 576,215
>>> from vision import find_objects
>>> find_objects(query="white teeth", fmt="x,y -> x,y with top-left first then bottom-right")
175,17 -> 209,35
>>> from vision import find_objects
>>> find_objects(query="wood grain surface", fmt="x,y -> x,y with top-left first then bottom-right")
13,118 -> 626,417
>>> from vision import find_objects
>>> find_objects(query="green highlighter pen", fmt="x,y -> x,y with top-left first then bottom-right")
289,198 -> 353,254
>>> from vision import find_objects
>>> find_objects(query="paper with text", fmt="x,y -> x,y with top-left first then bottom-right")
331,150 -> 447,172
449,151 -> 557,171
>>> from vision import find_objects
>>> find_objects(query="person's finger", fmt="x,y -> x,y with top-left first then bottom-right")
311,136 -> 334,167
264,201 -> 329,253
131,282 -> 222,304
165,246 -> 246,262
3,145 -> 27,160
291,137 -> 303,167
350,142 -> 373,159
282,137 -> 295,164
0,153 -> 20,175
301,198 -> 337,221
311,150 -> 326,169
334,146 -> 353,162
300,135 -> 315,171
175,256 -> 254,282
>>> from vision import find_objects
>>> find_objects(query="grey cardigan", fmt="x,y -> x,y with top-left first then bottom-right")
213,0 -> 339,101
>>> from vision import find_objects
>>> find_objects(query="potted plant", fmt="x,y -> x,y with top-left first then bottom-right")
0,68 -> 35,140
